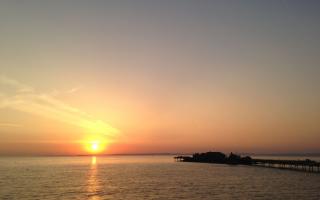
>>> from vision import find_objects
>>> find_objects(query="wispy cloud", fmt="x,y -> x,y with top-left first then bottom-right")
0,75 -> 118,137
0,75 -> 34,93
0,123 -> 21,128
47,86 -> 81,97
66,86 -> 82,94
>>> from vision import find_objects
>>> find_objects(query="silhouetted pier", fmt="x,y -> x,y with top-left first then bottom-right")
174,152 -> 320,173
252,158 -> 320,173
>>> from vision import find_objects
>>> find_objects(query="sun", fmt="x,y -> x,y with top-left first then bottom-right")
91,143 -> 99,151
85,140 -> 106,154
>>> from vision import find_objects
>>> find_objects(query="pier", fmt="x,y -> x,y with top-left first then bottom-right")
174,152 -> 320,173
252,158 -> 320,173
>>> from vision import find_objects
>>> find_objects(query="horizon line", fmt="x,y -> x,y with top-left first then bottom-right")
1,152 -> 320,157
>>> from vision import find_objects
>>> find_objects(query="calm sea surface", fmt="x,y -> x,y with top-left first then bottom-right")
0,155 -> 319,200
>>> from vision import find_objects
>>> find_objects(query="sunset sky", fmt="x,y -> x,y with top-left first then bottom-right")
1,1 -> 320,155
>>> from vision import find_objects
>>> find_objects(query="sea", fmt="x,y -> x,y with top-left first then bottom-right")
0,155 -> 319,200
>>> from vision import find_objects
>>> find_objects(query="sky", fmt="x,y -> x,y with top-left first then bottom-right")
0,0 -> 320,155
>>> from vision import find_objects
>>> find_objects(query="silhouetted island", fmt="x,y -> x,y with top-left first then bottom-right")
174,151 -> 320,173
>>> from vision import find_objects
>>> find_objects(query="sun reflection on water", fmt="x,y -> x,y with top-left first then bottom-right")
87,156 -> 101,200
91,156 -> 97,165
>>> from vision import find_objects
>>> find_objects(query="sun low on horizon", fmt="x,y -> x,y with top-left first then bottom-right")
84,140 -> 106,154
81,133 -> 111,155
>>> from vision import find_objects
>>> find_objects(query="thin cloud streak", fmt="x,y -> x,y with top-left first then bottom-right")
0,75 -> 119,137
0,123 -> 21,128
0,75 -> 34,93
67,86 -> 82,94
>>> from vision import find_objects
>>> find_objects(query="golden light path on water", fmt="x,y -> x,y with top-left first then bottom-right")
87,156 -> 101,200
